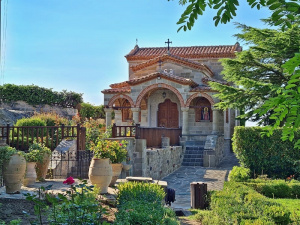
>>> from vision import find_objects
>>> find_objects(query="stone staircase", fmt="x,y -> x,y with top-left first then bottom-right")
182,141 -> 205,166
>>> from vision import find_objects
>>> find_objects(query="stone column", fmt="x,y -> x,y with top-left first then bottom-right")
235,109 -> 240,126
212,107 -> 219,134
181,107 -> 189,135
104,108 -> 113,130
131,107 -> 140,124
114,110 -> 122,126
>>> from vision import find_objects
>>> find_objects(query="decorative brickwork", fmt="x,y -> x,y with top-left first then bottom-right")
185,92 -> 215,107
135,83 -> 185,107
108,94 -> 134,108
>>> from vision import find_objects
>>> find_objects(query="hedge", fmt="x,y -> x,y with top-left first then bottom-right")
209,182 -> 293,224
0,84 -> 83,108
232,126 -> 300,179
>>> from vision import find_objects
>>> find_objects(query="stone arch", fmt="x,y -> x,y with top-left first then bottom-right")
185,92 -> 215,107
135,83 -> 185,107
108,94 -> 134,108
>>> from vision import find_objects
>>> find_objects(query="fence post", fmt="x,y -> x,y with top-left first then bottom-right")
112,123 -> 116,138
61,124 -> 65,140
6,124 -> 10,145
76,124 -> 80,152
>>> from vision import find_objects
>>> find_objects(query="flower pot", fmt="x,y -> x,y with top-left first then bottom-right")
109,163 -> 123,186
36,153 -> 50,181
23,162 -> 37,187
3,154 -> 26,194
88,158 -> 112,194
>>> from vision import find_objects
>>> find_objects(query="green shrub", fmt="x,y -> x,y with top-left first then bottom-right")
232,126 -> 300,179
245,179 -> 300,199
210,182 -> 292,224
79,103 -> 105,119
117,182 -> 165,206
229,166 -> 250,182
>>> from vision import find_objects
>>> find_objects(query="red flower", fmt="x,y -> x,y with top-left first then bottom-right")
119,143 -> 122,146
63,177 -> 75,185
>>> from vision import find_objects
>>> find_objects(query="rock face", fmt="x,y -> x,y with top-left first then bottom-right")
0,108 -> 32,126
0,101 -> 77,126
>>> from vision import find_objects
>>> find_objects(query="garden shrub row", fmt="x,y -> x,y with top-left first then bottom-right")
232,126 -> 300,179
201,182 -> 297,224
115,182 -> 179,225
244,179 -> 300,199
0,84 -> 83,108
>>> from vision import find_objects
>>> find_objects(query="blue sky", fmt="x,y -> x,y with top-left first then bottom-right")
2,0 -> 270,106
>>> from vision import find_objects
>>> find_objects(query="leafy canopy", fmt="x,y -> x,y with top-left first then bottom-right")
170,0 -> 300,31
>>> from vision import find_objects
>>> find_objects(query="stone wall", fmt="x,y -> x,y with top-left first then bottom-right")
203,135 -> 224,167
142,146 -> 183,180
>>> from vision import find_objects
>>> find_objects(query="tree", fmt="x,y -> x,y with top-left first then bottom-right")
257,52 -> 300,148
170,0 -> 300,31
208,20 -> 300,125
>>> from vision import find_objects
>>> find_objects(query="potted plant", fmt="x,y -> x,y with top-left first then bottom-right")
88,139 -> 114,194
29,142 -> 51,182
0,146 -> 26,194
23,149 -> 43,186
107,140 -> 128,186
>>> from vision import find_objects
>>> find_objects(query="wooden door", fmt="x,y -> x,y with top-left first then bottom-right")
157,99 -> 179,128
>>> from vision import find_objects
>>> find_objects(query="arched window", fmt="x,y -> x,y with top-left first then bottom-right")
190,97 -> 212,122
122,99 -> 132,122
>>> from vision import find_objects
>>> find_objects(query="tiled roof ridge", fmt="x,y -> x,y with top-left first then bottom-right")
101,87 -> 131,94
125,42 -> 242,60
130,53 -> 214,77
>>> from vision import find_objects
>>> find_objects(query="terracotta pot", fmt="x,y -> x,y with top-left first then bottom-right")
23,162 -> 37,187
88,158 -> 112,194
36,153 -> 50,181
109,163 -> 123,186
3,154 -> 26,194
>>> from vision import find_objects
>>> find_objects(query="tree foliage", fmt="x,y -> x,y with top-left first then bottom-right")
0,84 -> 83,108
171,0 -> 300,31
208,21 -> 300,125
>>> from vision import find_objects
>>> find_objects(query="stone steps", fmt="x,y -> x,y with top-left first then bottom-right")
182,141 -> 205,167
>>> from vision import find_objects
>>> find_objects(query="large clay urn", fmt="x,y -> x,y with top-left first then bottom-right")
36,153 -> 50,181
3,154 -> 26,194
109,163 -> 123,186
23,162 -> 37,187
89,158 -> 112,194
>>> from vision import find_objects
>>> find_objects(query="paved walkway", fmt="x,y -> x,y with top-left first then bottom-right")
162,149 -> 239,209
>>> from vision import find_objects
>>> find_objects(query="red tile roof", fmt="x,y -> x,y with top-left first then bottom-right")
202,77 -> 229,85
190,86 -> 213,92
101,87 -> 131,94
125,42 -> 242,60
130,53 -> 214,77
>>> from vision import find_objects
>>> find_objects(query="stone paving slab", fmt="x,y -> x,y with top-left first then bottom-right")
162,151 -> 239,209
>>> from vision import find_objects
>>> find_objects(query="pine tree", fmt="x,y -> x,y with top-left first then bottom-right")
209,19 -> 300,125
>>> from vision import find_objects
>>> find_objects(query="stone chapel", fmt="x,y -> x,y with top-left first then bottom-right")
102,42 -> 242,141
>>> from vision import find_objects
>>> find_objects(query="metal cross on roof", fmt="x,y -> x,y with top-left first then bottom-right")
165,39 -> 172,51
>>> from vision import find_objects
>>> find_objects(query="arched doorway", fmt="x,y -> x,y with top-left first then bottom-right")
190,97 -> 212,122
157,99 -> 179,128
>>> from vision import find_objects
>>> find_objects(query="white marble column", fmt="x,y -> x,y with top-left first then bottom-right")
212,107 -> 220,134
114,110 -> 122,126
131,107 -> 140,124
181,107 -> 189,135
104,108 -> 113,130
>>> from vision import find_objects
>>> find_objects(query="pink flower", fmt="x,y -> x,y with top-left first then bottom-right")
63,177 -> 75,185
119,143 -> 122,146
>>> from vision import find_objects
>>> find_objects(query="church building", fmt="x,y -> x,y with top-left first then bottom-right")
102,41 -> 242,143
